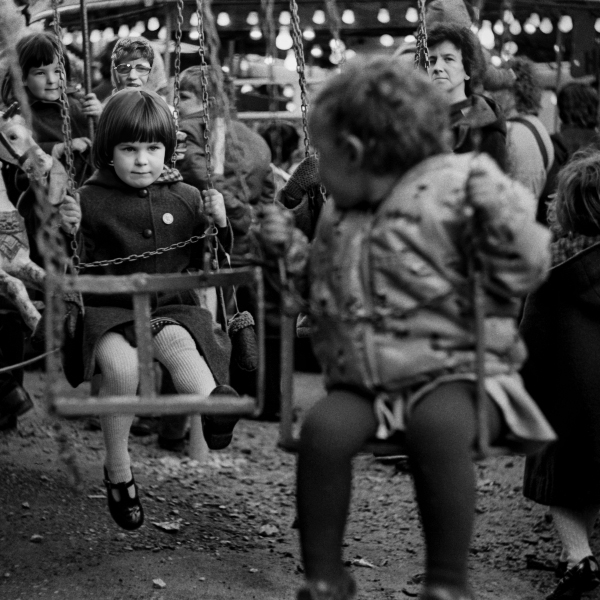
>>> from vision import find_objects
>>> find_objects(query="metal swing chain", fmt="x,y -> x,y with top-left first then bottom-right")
77,230 -> 216,269
196,0 -> 214,191
260,0 -> 278,116
289,0 -> 311,159
171,0 -> 185,167
414,0 -> 430,71
324,0 -> 346,68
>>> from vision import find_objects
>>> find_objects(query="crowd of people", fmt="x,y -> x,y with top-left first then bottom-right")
1,0 -> 600,599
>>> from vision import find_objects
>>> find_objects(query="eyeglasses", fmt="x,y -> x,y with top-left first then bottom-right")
113,63 -> 152,75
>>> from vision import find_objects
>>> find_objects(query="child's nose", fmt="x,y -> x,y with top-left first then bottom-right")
135,152 -> 148,164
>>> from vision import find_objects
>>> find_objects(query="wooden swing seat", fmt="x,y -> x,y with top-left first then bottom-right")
50,267 -> 265,418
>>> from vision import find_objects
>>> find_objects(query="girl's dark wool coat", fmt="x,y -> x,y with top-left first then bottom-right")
521,242 -> 600,506
75,168 -> 233,386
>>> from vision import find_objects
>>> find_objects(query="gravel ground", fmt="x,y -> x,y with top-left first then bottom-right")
0,369 -> 599,600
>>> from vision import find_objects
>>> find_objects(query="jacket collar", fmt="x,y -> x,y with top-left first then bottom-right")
83,165 -> 183,192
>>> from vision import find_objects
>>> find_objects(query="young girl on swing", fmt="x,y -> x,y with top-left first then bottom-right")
63,89 -> 238,531
258,58 -> 555,600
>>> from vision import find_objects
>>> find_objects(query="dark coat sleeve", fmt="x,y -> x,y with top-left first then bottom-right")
178,119 -> 252,240
480,128 -> 508,173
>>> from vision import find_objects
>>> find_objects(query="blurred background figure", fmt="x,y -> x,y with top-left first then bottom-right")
492,57 -> 554,213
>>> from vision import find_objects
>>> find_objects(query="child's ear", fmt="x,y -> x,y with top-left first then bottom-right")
342,134 -> 364,168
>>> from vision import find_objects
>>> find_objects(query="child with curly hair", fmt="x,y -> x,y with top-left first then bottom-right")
259,57 -> 555,600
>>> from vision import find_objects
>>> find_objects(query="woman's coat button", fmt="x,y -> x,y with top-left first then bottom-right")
163,213 -> 174,225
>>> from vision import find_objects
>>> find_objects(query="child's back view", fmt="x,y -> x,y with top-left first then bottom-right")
259,58 -> 555,600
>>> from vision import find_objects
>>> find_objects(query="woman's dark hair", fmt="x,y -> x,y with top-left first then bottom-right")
426,22 -> 484,97
507,57 -> 542,115
93,89 -> 176,169
97,39 -> 118,80
16,32 -> 71,80
309,56 -> 451,177
557,83 -> 599,129
260,122 -> 300,166
548,147 -> 600,236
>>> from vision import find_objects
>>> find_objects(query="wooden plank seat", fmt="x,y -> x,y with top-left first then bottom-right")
48,267 -> 265,419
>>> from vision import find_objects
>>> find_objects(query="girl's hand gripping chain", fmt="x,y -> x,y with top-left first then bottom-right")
59,192 -> 81,234
201,188 -> 227,228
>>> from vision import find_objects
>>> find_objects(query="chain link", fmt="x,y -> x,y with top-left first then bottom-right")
172,0 -> 185,167
260,0 -> 278,115
414,0 -> 430,71
50,1 -> 76,196
196,0 -> 214,190
77,229 -> 216,270
289,0 -> 312,159
324,0 -> 346,68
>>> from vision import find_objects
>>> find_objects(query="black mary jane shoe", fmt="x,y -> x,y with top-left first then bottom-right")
103,468 -> 144,531
202,385 -> 240,450
547,556 -> 600,600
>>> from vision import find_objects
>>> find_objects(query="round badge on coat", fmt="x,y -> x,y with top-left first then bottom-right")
162,213 -> 174,225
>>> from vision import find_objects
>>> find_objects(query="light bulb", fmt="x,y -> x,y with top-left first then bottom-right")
217,12 -> 231,27
404,34 -> 416,43
540,18 -> 553,34
240,84 -> 253,94
283,84 -> 295,98
493,20 -> 504,35
118,24 -> 130,38
311,45 -> 323,58
276,26 -> 293,51
524,20 -> 536,35
158,26 -> 167,40
558,15 -> 573,33
189,29 -> 199,41
250,25 -> 262,41
247,11 -> 259,26
342,9 -> 355,25
503,41 -> 518,55
345,49 -> 357,60
529,13 -> 541,28
103,27 -> 115,40
286,102 -> 296,113
279,11 -> 291,26
303,27 -> 315,41
491,55 -> 502,67
509,20 -> 522,36
313,10 -> 326,25
135,20 -> 145,33
75,32 -> 83,45
478,20 -> 495,50
190,12 -> 198,27
147,17 -> 159,32
405,7 -> 419,23
380,34 -> 394,47
378,8 -> 390,24
90,29 -> 102,43
503,10 -> 514,24
595,18 -> 600,33
284,49 -> 297,71
63,32 -> 73,45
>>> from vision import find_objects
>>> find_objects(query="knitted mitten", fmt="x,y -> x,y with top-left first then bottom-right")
280,155 -> 321,208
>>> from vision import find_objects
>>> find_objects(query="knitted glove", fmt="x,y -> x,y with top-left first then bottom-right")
228,311 -> 258,372
280,155 -> 321,208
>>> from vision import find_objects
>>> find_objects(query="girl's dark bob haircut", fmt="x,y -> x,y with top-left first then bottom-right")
17,32 -> 71,79
93,89 -> 176,169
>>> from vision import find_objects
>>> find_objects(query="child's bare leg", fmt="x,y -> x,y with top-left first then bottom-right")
405,381 -> 502,597
97,332 -> 139,487
297,389 -> 378,586
152,325 -> 216,396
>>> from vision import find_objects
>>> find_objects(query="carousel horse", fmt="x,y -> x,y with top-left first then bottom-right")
0,102 -> 69,331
